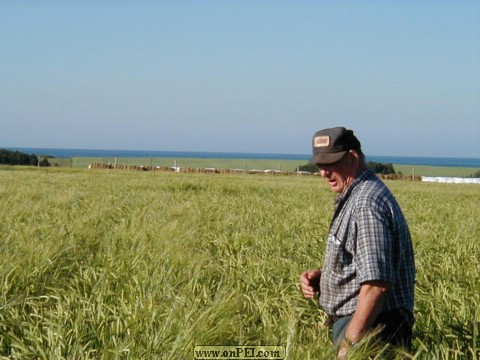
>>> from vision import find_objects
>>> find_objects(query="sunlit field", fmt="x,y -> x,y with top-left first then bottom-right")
51,156 -> 479,178
0,167 -> 478,359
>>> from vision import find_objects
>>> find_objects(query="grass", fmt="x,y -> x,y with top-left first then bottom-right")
393,164 -> 479,178
0,167 -> 479,359
48,156 -> 480,178
54,157 -> 307,173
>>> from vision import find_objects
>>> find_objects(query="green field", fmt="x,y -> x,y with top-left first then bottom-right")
392,164 -> 478,178
51,156 -> 479,177
53,156 -> 308,173
1,167 -> 479,359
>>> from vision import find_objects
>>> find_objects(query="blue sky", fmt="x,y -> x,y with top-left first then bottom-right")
1,1 -> 479,158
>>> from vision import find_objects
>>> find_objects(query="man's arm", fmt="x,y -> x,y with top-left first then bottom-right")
338,280 -> 391,357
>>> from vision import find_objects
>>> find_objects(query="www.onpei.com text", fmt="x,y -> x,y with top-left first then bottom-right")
194,346 -> 285,359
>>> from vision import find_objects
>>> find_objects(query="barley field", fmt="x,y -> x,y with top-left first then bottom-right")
0,167 -> 478,359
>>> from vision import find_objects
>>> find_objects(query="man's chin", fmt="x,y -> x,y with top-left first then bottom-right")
328,181 -> 343,193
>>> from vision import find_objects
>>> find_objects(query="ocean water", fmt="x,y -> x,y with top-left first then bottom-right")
4,147 -> 480,168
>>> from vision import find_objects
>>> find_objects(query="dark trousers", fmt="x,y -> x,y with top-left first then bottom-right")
332,310 -> 412,349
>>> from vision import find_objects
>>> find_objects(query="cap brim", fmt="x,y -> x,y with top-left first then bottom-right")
309,151 -> 347,165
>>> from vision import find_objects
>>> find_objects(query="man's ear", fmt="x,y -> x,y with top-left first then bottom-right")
348,150 -> 361,167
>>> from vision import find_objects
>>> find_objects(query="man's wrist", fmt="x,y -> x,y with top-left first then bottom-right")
341,338 -> 359,349
346,339 -> 358,348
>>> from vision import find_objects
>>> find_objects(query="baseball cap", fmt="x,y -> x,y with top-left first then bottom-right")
309,127 -> 361,165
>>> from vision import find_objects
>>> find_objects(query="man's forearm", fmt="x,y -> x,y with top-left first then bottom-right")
344,281 -> 391,343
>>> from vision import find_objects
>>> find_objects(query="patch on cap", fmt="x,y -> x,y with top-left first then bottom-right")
314,136 -> 330,147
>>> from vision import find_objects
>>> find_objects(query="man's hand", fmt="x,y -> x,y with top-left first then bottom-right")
336,345 -> 348,360
300,269 -> 321,298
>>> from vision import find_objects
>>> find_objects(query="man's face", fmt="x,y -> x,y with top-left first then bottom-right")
317,153 -> 355,194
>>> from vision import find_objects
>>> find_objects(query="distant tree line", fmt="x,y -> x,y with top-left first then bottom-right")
0,149 -> 51,166
298,161 -> 396,175
467,169 -> 480,178
365,161 -> 396,175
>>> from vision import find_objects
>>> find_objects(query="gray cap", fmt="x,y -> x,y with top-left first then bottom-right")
310,127 -> 361,165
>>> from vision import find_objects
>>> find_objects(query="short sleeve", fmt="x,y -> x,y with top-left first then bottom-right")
355,208 -> 395,284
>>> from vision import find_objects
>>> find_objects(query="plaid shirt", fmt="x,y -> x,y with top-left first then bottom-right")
319,169 -> 415,325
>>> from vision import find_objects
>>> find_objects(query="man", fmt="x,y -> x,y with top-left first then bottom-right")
300,127 -> 415,357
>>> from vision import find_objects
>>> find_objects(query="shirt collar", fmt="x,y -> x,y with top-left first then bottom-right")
334,168 -> 372,207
